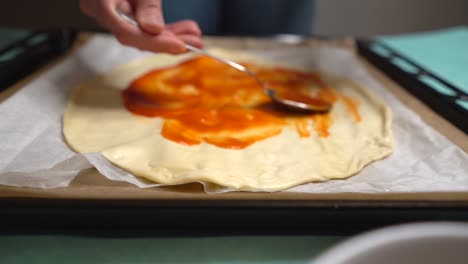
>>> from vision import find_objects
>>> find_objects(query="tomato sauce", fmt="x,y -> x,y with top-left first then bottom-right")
122,56 -> 361,149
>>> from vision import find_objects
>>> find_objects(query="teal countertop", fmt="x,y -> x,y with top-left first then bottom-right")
0,235 -> 342,264
378,26 -> 468,110
379,26 -> 468,94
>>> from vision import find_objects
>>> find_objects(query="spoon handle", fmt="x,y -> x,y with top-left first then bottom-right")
116,10 -> 254,77
184,44 -> 247,73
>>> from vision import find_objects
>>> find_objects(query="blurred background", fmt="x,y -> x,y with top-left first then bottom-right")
0,0 -> 466,36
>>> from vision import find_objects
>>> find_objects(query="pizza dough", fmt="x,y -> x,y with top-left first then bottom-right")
63,49 -> 393,192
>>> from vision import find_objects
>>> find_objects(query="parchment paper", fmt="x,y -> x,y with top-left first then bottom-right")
1,34 -> 467,193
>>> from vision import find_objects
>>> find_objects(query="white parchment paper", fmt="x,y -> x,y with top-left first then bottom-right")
1,34 -> 467,193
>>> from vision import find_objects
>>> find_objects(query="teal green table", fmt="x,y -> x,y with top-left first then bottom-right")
0,235 -> 342,264
379,26 -> 468,94
378,26 -> 468,110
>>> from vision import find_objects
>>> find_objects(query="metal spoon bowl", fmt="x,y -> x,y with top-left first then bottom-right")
118,10 -> 332,113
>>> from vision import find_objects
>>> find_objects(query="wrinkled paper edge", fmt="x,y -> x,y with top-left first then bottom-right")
1,35 -> 467,193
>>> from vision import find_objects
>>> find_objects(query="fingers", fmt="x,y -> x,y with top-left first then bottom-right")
116,0 -> 132,15
113,18 -> 203,53
79,0 -> 203,54
166,20 -> 203,49
113,23 -> 203,54
177,34 -> 203,49
135,0 -> 164,34
165,20 -> 202,36
113,25 -> 187,54
79,0 -> 125,33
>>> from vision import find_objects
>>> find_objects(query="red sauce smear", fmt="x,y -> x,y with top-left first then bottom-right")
122,56 -> 361,149
341,95 -> 362,122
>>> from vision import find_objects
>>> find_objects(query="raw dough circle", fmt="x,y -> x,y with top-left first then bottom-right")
63,49 -> 393,191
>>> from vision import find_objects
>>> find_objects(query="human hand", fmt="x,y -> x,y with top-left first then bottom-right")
80,0 -> 203,54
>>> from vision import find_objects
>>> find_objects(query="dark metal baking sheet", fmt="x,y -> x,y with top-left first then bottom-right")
1,35 -> 467,235
357,39 -> 467,133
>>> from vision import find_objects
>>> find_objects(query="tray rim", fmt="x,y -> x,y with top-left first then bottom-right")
0,33 -> 467,205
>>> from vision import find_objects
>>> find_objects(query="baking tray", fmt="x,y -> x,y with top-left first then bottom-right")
0,29 -> 76,91
357,39 -> 467,134
2,198 -> 468,236
0,34 -> 467,235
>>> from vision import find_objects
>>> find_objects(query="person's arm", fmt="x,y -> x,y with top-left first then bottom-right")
80,0 -> 203,54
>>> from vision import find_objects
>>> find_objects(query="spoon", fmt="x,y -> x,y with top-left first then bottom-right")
117,10 -> 332,112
